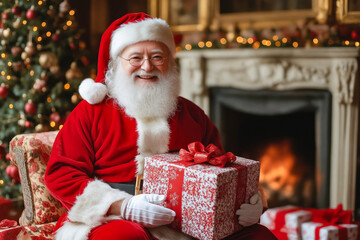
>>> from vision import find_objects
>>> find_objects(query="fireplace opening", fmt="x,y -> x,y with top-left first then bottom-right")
210,88 -> 331,208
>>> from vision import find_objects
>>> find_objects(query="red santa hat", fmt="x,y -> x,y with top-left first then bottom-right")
79,12 -> 176,104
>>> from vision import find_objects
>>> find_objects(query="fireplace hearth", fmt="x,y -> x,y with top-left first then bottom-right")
210,88 -> 331,208
177,48 -> 360,213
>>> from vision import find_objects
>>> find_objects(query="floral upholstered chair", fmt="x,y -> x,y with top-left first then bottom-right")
8,131 -> 64,239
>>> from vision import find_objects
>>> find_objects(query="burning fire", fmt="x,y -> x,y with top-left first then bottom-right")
259,139 -> 312,206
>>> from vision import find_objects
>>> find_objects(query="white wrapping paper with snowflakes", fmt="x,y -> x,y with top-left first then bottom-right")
260,205 -> 312,240
143,153 -> 260,240
301,222 -> 358,240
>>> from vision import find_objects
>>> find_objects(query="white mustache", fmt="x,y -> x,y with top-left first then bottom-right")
131,70 -> 160,79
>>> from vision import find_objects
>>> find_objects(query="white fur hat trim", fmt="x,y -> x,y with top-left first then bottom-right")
79,78 -> 107,104
110,18 -> 175,59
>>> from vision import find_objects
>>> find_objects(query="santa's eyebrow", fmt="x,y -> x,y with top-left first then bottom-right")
150,49 -> 164,54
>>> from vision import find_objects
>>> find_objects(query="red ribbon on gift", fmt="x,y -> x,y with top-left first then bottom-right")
310,204 -> 353,240
179,142 -> 236,168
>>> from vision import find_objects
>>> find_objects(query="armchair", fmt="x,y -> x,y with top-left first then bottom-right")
8,131 -> 64,239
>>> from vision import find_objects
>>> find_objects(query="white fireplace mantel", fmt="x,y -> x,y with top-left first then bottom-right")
177,47 -> 360,210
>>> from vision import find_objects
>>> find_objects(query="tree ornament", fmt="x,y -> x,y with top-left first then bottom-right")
66,62 -> 83,80
39,52 -> 58,69
25,100 -> 37,115
1,11 -> 9,20
11,46 -> 22,55
69,42 -> 77,51
50,112 -> 61,123
12,5 -> 22,16
0,84 -> 8,98
59,0 -> 71,13
18,119 -> 25,127
5,153 -> 10,161
35,123 -> 48,132
351,30 -> 358,40
33,78 -> 46,91
5,165 -> 20,182
3,28 -> 11,38
24,121 -> 32,128
51,31 -> 61,42
21,52 -> 28,60
26,6 -> 37,20
71,93 -> 79,104
12,17 -> 21,29
50,65 -> 60,74
25,42 -> 36,56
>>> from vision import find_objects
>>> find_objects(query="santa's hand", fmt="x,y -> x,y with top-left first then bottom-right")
236,191 -> 263,227
120,194 -> 175,228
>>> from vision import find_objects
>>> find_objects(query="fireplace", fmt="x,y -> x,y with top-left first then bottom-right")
209,87 -> 331,208
176,48 -> 359,212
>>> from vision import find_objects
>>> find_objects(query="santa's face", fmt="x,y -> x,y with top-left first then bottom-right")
105,41 -> 180,119
120,41 -> 169,83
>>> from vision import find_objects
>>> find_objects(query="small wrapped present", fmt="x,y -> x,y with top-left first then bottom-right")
143,142 -> 260,240
301,204 -> 358,240
260,205 -> 312,240
301,222 -> 358,240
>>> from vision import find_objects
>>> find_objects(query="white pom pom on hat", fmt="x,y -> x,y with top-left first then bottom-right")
79,12 -> 175,104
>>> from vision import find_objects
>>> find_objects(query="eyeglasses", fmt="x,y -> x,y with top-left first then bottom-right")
120,55 -> 167,67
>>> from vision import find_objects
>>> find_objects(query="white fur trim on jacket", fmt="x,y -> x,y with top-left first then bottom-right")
135,117 -> 170,175
110,18 -> 175,59
79,78 -> 107,104
55,180 -> 131,240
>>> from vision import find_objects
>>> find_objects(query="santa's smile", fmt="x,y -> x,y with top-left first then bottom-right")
136,74 -> 158,82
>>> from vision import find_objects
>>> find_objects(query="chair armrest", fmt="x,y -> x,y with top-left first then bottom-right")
9,131 -> 66,226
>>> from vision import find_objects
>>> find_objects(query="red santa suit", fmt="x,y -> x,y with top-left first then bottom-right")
45,96 -> 223,238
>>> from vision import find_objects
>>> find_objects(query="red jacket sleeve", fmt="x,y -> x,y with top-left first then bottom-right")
45,101 -> 96,210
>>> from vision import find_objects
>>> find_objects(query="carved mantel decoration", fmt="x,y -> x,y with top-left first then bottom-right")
177,48 -> 360,210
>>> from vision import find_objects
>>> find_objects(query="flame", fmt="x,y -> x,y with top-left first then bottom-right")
259,139 -> 301,198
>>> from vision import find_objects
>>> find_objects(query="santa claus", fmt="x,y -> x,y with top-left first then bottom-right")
45,13 -> 277,240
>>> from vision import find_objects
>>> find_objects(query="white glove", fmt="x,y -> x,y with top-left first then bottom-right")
120,194 -> 176,228
235,191 -> 263,227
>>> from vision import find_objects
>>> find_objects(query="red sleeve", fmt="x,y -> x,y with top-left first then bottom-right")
45,101 -> 96,210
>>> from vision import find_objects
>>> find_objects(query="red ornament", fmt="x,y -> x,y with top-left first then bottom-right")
11,46 -> 22,55
0,85 -> 8,98
24,121 -> 32,128
5,165 -> 20,182
69,43 -> 77,51
351,30 -> 358,40
51,33 -> 61,42
24,101 -> 37,115
1,12 -> 9,20
12,5 -> 22,16
26,7 -> 37,20
5,153 -> 10,161
50,112 -> 61,123
81,56 -> 89,66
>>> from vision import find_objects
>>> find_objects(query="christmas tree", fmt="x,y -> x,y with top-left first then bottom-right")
0,0 -> 91,199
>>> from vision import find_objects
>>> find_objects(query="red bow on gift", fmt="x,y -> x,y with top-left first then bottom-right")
310,204 -> 352,225
179,142 -> 236,168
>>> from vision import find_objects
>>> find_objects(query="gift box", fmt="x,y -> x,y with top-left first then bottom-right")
143,152 -> 260,240
260,205 -> 312,240
301,222 -> 358,240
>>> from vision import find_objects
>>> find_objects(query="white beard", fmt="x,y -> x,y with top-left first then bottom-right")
105,60 -> 180,120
